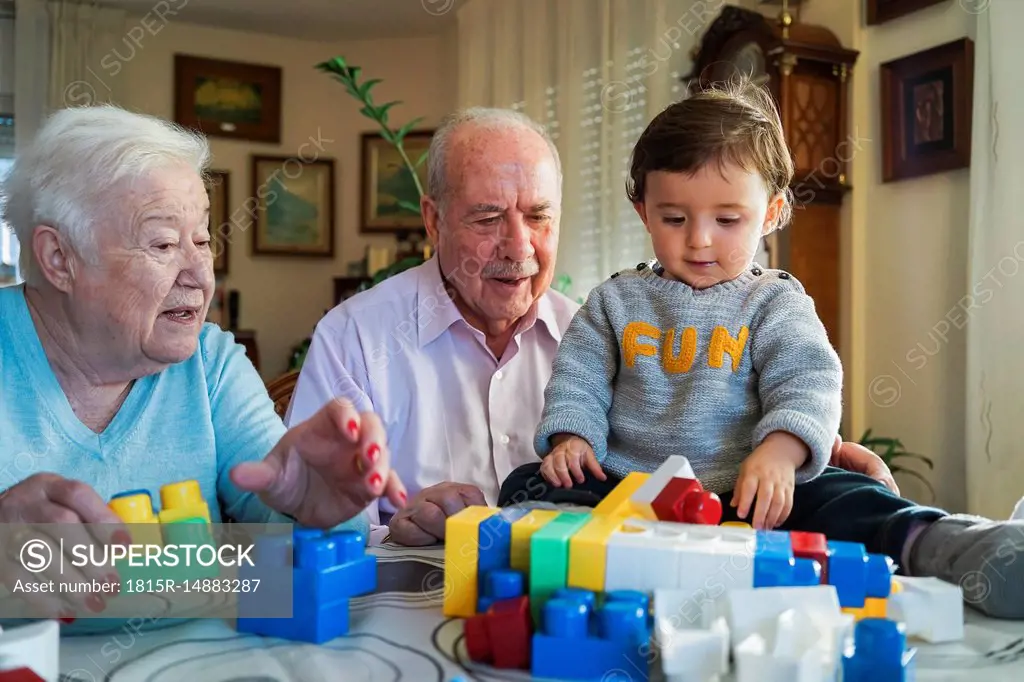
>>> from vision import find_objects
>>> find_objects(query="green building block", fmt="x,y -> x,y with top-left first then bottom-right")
528,512 -> 592,625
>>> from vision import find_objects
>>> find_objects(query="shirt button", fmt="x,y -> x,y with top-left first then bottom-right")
495,370 -> 504,380
499,434 -> 510,445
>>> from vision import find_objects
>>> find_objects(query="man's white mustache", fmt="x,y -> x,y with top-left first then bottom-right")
483,260 -> 540,278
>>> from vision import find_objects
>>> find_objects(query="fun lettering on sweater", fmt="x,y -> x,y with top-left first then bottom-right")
533,263 -> 843,495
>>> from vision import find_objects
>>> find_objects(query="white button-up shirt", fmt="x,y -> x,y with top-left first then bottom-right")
285,257 -> 580,541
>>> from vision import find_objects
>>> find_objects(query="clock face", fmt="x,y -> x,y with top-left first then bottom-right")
727,42 -> 770,85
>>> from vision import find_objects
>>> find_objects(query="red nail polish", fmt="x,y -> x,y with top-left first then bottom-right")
368,472 -> 382,488
367,443 -> 380,464
347,419 -> 359,439
59,610 -> 76,624
399,491 -> 407,504
112,530 -> 131,546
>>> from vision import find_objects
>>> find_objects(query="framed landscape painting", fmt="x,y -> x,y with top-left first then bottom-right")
251,155 -> 335,258
360,131 -> 433,233
174,54 -> 282,144
204,169 -> 230,275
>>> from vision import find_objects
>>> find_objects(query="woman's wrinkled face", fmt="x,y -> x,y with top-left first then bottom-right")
73,163 -> 214,370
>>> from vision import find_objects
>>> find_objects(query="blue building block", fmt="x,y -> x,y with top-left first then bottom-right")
827,541 -> 869,608
754,530 -> 796,587
866,554 -> 895,598
236,527 -> 376,644
531,591 -> 650,681
477,568 -> 525,613
477,508 -> 529,588
842,618 -> 917,682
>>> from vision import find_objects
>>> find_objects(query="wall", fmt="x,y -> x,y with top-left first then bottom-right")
119,19 -> 454,378
796,0 -> 977,510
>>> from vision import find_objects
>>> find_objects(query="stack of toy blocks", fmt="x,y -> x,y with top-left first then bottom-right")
106,479 -> 218,586
236,527 -> 376,643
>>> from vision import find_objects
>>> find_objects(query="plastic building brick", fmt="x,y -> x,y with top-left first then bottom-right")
592,472 -> 651,519
532,590 -> 650,681
465,595 -> 532,669
754,530 -> 796,587
236,527 -> 376,643
477,568 -> 524,613
842,618 -> 917,682
444,506 -> 498,617
630,455 -> 695,518
528,512 -> 592,624
866,554 -> 895,597
0,621 -> 58,682
790,531 -> 829,582
825,541 -> 869,608
478,510 -> 528,592
157,479 -> 212,524
887,576 -> 964,643
567,514 -> 623,593
107,490 -> 163,547
510,509 -> 559,572
651,476 -> 698,522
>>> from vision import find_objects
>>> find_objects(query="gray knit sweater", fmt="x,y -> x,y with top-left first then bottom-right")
534,262 -> 843,494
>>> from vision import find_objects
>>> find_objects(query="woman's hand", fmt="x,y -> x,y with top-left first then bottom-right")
830,436 -> 900,495
231,397 -> 407,528
540,434 -> 606,488
0,474 -> 125,619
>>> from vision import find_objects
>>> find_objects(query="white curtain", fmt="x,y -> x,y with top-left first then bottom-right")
456,0 -> 712,298
965,1 -> 1024,518
46,0 -> 126,110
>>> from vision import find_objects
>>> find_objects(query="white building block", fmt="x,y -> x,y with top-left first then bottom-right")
725,585 -> 843,647
605,519 -> 755,594
0,619 -> 60,682
657,613 -> 730,682
733,609 -> 830,682
888,576 -> 964,643
631,456 -> 697,516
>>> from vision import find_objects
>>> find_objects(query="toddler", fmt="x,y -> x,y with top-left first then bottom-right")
533,81 -> 842,530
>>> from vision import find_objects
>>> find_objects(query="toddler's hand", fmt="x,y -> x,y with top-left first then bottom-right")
540,434 -> 607,489
732,432 -> 807,530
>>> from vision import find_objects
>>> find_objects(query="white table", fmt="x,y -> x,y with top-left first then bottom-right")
58,544 -> 1024,682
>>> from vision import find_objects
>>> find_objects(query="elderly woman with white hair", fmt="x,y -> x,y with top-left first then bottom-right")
0,105 -> 406,619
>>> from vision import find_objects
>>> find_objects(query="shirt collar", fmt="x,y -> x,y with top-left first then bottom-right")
416,257 -> 564,348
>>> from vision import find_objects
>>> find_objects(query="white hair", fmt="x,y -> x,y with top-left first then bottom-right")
426,107 -> 562,217
1,105 -> 211,286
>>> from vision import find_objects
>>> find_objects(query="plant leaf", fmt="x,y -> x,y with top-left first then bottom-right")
376,101 -> 402,124
396,199 -> 421,215
359,105 -> 377,120
889,452 -> 934,468
395,117 -> 425,141
359,78 -> 383,100
414,150 -> 430,168
379,128 -> 396,144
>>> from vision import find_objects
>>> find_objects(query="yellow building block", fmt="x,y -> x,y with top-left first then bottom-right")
108,492 -> 162,547
864,597 -> 887,619
510,509 -> 560,572
721,521 -> 752,529
593,472 -> 653,519
890,578 -> 903,595
158,480 -> 211,524
842,605 -> 869,621
444,506 -> 498,618
567,515 -> 623,592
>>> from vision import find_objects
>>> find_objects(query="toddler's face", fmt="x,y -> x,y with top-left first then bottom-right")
634,162 -> 783,289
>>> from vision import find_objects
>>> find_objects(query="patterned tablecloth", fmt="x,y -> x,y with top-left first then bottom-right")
58,543 -> 1024,682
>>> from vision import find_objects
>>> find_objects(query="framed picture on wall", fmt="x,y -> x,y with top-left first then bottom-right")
360,130 -> 433,233
866,0 -> 947,25
251,155 -> 336,257
880,38 -> 974,183
204,169 -> 230,275
174,54 -> 282,143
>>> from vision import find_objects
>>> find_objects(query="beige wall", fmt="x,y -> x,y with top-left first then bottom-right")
795,0 -> 977,510
120,20 -> 455,379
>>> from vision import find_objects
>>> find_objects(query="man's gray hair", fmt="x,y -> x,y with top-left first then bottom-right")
426,107 -> 562,217
1,105 -> 210,286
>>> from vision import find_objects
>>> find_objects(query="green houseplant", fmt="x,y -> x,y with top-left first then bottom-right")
856,428 -> 935,499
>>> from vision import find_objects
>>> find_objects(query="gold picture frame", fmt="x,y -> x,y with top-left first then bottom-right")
251,155 -> 336,257
205,169 -> 230,275
360,131 -> 433,233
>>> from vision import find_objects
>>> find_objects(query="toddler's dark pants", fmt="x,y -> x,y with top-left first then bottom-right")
498,463 -> 948,571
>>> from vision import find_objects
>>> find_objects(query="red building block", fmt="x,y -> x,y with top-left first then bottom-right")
0,669 -> 46,682
652,478 -> 722,525
464,595 -> 532,669
791,531 -> 830,583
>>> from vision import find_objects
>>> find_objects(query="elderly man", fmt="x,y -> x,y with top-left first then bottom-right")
0,105 -> 403,622
286,107 -> 890,543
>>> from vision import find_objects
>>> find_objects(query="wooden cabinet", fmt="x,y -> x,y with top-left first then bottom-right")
684,5 -> 858,353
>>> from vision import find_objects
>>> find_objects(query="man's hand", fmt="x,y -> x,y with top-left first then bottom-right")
388,483 -> 487,546
830,436 -> 899,495
732,431 -> 807,530
539,434 -> 606,488
231,398 -> 406,528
